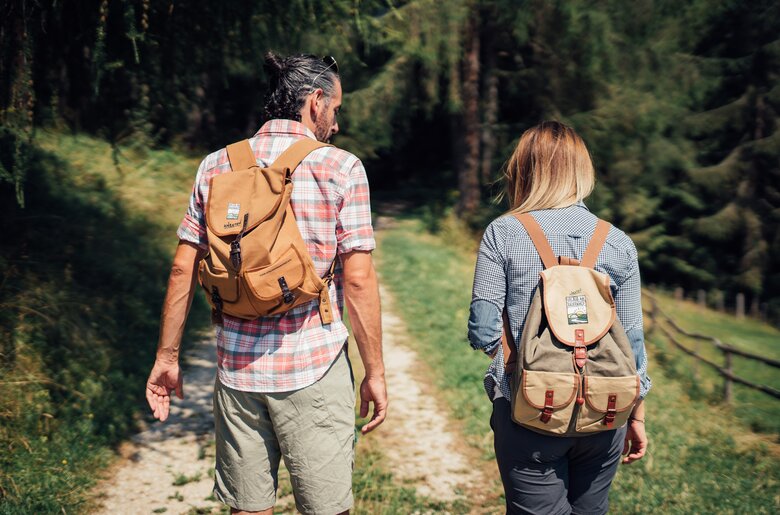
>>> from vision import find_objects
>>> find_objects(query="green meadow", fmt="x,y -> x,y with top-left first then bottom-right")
375,213 -> 780,514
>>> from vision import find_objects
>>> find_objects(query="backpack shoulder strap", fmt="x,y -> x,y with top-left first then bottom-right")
580,219 -> 612,269
501,308 -> 517,372
515,213 -> 557,269
226,139 -> 257,170
271,138 -> 332,172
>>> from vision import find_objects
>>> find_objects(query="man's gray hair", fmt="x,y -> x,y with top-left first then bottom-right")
263,52 -> 339,122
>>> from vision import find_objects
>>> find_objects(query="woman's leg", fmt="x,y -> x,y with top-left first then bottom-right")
567,426 -> 627,515
492,398 -> 574,515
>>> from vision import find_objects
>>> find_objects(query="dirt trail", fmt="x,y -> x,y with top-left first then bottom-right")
95,281 -> 486,512
370,284 -> 485,502
94,337 -> 223,514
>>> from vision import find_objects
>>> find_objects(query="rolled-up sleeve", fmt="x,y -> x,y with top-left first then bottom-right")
336,159 -> 376,255
615,240 -> 652,399
468,220 -> 507,355
176,158 -> 209,249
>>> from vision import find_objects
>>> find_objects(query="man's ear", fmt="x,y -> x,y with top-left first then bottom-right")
309,88 -> 323,121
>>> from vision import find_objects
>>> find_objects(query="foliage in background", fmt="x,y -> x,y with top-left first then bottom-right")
1,0 -> 778,314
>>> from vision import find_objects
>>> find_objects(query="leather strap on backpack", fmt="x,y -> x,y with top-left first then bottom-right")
515,213 -> 612,270
226,140 -> 259,170
515,213 -> 557,269
318,258 -> 338,325
580,220 -> 611,269
501,308 -> 517,373
226,138 -> 331,173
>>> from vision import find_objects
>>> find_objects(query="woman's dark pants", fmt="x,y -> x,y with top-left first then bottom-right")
492,398 -> 627,515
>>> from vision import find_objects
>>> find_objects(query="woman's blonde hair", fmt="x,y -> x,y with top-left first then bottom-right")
504,121 -> 595,214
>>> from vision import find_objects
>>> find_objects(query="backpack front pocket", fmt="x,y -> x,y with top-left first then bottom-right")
511,370 -> 579,434
199,260 -> 240,303
576,375 -> 639,432
243,245 -> 318,315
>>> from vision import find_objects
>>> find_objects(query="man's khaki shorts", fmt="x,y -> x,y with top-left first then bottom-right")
212,348 -> 355,514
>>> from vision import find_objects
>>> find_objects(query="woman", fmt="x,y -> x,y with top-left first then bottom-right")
468,121 -> 651,514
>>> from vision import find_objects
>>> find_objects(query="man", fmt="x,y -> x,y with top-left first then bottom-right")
145,52 -> 387,515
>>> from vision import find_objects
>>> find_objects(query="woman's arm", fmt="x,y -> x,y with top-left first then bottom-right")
614,238 -> 650,463
468,220 -> 507,355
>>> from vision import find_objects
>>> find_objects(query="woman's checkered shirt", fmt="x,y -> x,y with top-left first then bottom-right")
468,203 -> 652,401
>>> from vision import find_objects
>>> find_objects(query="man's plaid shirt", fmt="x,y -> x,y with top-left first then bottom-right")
178,119 -> 375,392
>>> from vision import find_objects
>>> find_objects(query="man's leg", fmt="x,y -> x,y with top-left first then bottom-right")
213,377 -> 282,513
267,348 -> 356,515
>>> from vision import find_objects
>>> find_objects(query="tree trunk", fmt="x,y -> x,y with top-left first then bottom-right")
480,7 -> 498,185
457,8 -> 481,216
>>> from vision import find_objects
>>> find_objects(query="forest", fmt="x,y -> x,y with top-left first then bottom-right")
0,0 -> 778,512
2,0 -> 778,315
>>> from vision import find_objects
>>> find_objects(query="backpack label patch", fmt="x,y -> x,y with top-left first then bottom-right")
566,295 -> 588,324
226,203 -> 241,220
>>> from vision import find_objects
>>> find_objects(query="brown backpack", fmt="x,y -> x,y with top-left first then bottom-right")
502,213 -> 639,436
198,138 -> 336,325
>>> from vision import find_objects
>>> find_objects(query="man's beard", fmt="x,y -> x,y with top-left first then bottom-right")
313,110 -> 333,143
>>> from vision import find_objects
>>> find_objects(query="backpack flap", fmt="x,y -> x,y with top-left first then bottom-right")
540,266 -> 616,347
206,166 -> 287,238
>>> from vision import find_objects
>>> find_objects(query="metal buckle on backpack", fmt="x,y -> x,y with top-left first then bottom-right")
278,277 -> 295,304
574,329 -> 587,369
604,394 -> 617,427
230,213 -> 250,270
540,389 -> 555,424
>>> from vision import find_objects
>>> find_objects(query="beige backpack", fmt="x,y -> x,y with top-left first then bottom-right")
198,138 -> 336,325
502,213 -> 639,436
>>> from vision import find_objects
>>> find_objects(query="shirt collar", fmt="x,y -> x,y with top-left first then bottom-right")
255,119 -> 317,140
574,200 -> 590,211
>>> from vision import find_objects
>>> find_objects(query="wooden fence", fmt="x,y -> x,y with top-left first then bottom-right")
643,291 -> 780,402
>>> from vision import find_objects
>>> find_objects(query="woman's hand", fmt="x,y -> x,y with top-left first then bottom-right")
622,418 -> 647,464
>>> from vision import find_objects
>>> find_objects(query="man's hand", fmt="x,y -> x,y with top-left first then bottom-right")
145,360 -> 184,422
342,250 -> 386,434
147,241 -> 203,422
359,374 -> 387,434
622,419 -> 648,464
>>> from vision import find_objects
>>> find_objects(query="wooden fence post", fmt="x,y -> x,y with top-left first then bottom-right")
675,287 -> 684,301
736,293 -> 745,320
697,289 -> 706,307
723,347 -> 733,404
715,290 -> 725,312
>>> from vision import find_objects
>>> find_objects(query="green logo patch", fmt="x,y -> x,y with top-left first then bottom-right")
566,295 -> 588,325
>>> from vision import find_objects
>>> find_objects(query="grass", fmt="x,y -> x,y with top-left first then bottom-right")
644,291 -> 780,434
374,213 -> 780,514
0,130 -> 207,513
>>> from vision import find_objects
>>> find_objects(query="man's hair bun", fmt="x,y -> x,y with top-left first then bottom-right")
264,51 -> 285,78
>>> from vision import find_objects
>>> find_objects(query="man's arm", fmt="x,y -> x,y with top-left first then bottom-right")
145,240 -> 206,422
341,250 -> 387,434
